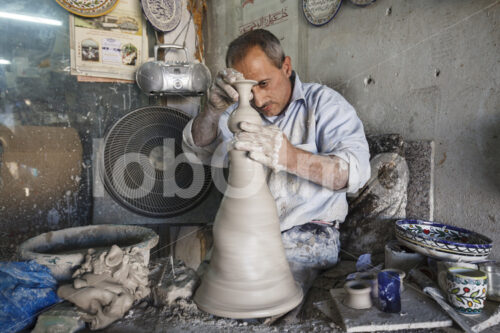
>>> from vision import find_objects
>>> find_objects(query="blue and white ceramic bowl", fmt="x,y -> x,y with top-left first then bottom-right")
395,219 -> 492,262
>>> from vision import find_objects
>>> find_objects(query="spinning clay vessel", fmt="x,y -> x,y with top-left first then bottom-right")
194,80 -> 303,318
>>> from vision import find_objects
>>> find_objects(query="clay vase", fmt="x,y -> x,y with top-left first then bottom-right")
194,79 -> 303,318
343,280 -> 372,310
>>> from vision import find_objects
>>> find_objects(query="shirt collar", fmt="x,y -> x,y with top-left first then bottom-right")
290,71 -> 306,104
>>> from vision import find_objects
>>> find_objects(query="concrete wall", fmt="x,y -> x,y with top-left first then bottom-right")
205,0 -> 500,259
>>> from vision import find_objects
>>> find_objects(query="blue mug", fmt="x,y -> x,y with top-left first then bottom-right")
378,270 -> 401,313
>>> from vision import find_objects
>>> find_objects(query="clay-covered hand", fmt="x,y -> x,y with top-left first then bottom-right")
233,121 -> 290,172
207,68 -> 250,114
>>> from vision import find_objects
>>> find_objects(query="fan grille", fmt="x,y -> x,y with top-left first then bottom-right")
101,106 -> 212,218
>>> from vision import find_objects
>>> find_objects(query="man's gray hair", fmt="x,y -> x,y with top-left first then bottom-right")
226,29 -> 286,69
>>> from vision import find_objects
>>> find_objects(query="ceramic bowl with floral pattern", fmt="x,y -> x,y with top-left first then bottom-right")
395,219 -> 492,262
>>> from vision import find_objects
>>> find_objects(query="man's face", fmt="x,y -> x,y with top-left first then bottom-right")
232,46 -> 292,117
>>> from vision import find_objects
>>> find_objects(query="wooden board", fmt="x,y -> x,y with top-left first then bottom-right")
325,287 -> 453,332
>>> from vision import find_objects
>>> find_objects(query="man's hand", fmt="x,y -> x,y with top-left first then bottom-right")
207,68 -> 248,114
233,121 -> 349,191
193,68 -> 247,147
233,121 -> 289,172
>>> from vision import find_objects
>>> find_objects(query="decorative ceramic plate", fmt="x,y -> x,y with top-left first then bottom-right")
395,219 -> 493,262
141,0 -> 182,32
302,0 -> 342,27
349,0 -> 376,6
55,0 -> 120,17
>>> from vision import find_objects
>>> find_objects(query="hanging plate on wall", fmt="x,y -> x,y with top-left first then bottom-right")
302,0 -> 343,27
55,0 -> 120,17
141,0 -> 182,32
349,0 -> 376,6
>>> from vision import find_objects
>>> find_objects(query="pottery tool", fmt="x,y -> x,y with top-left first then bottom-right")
408,268 -> 474,333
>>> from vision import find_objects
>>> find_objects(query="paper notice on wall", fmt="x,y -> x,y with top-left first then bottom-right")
239,0 -> 299,63
70,0 -> 148,81
102,38 -> 122,65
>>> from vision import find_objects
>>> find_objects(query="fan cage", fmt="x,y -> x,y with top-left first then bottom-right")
101,106 -> 213,218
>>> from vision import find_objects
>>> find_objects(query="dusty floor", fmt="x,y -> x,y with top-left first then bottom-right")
74,258 -> 447,333
8,253 -> 449,333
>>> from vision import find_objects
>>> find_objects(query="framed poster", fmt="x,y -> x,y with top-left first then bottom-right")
69,0 -> 148,81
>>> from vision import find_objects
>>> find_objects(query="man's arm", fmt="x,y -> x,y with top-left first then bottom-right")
285,143 -> 349,191
234,121 -> 348,190
234,96 -> 370,194
191,108 -> 222,147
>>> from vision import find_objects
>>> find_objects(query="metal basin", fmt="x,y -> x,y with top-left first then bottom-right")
18,224 -> 158,281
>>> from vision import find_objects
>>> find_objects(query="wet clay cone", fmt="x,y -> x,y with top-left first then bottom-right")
194,79 -> 303,318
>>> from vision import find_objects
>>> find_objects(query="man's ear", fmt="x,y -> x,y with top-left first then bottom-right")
282,56 -> 292,77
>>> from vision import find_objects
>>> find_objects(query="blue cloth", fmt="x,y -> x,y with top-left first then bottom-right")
183,72 -> 371,231
0,261 -> 60,333
356,253 -> 372,272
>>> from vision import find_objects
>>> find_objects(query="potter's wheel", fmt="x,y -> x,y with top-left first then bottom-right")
195,280 -> 303,319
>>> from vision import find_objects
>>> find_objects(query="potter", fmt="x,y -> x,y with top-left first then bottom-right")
183,29 -> 371,295
184,29 -> 372,317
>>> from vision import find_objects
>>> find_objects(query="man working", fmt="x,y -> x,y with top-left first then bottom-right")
183,29 -> 371,286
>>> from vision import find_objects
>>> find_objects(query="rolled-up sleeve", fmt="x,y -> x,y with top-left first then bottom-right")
182,109 -> 234,169
182,119 -> 221,165
314,89 -> 371,193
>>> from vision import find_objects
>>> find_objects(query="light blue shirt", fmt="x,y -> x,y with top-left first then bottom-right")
183,72 -> 370,231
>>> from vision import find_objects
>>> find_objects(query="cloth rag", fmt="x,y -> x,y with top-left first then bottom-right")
0,261 -> 60,333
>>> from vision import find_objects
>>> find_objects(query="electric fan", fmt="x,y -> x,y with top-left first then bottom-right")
93,105 -> 221,224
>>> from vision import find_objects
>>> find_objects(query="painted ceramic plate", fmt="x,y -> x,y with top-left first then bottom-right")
141,0 -> 182,32
349,0 -> 376,6
395,219 -> 492,262
302,0 -> 343,27
55,0 -> 120,17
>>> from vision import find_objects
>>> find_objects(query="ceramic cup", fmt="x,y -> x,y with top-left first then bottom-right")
343,280 -> 372,310
446,267 -> 488,316
378,270 -> 401,313
437,260 -> 478,293
479,262 -> 500,302
381,268 -> 406,292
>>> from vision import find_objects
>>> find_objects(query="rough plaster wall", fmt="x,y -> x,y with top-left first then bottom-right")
206,0 -> 500,260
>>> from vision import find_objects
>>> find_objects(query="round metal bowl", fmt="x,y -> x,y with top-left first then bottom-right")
395,219 -> 492,262
18,224 -> 158,281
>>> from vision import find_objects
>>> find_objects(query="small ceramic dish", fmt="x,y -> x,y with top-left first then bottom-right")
302,0 -> 343,27
141,0 -> 182,32
55,0 -> 120,17
395,219 -> 492,262
349,0 -> 377,6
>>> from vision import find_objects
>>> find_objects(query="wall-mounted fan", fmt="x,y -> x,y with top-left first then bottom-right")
93,105 -> 221,225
